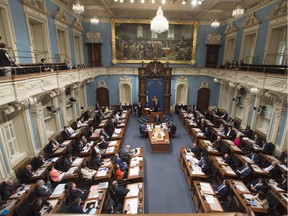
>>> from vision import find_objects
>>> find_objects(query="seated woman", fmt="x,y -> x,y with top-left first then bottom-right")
80,162 -> 97,180
234,133 -> 241,147
49,165 -> 64,182
31,197 -> 52,216
251,191 -> 269,210
114,164 -> 126,180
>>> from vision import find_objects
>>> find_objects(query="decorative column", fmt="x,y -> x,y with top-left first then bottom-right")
250,93 -> 261,129
267,101 -> 285,143
57,88 -> 67,126
164,76 -> 171,115
242,93 -> 255,128
31,102 -> 47,147
74,82 -> 83,116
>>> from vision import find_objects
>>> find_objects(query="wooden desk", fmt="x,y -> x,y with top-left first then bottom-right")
184,118 -> 198,133
149,112 -> 162,122
190,128 -> 208,145
127,156 -> 144,182
0,199 -> 18,216
228,179 -> 268,214
102,140 -> 121,158
94,166 -> 113,183
84,184 -> 108,214
88,128 -> 101,140
96,119 -> 109,128
148,124 -> 170,153
192,181 -> 224,213
111,128 -> 124,140
235,154 -> 266,178
259,153 -> 288,173
199,139 -> 220,155
49,183 -> 66,200
123,183 -> 144,214
223,139 -> 244,155
268,181 -> 288,215
210,156 -> 237,182
179,147 -> 208,190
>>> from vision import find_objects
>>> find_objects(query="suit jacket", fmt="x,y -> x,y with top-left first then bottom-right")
223,156 -> 234,166
243,129 -> 253,139
263,162 -> 278,176
237,165 -> 252,177
216,185 -> 229,198
32,158 -> 44,170
225,129 -> 236,140
35,185 -> 51,198
31,200 -> 51,216
22,168 -> 33,180
247,153 -> 260,165
115,158 -> 128,171
1,183 -> 17,200
214,140 -> 222,152
63,158 -> 72,171
107,122 -> 115,136
61,130 -> 70,140
100,130 -> 109,140
69,204 -> 84,213
98,140 -> 108,149
191,145 -> 202,158
113,186 -> 129,200
70,188 -> 87,201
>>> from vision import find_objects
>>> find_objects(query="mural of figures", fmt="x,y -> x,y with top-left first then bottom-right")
114,23 -> 194,62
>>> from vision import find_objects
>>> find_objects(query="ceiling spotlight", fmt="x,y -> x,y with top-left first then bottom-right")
130,0 -> 134,2
120,0 -> 123,2
192,0 -> 197,6
198,0 -> 202,5
182,0 -> 186,4
211,19 -> 220,28
162,0 -> 166,4
141,0 -> 144,3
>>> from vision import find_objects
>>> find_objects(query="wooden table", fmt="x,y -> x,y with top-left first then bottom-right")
199,139 -> 220,155
84,184 -> 108,214
111,128 -> 124,140
268,180 -> 288,215
149,111 -> 162,122
148,125 -> 170,153
228,179 -> 268,214
235,154 -> 266,178
259,153 -> 288,173
184,118 -> 198,133
192,181 -> 224,213
223,139 -> 245,155
123,182 -> 144,214
210,156 -> 237,182
127,156 -> 144,182
179,147 -> 208,190
190,128 -> 208,145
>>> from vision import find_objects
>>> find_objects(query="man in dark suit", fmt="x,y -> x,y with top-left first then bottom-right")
242,125 -> 253,139
198,152 -> 208,167
236,162 -> 252,178
203,127 -> 211,140
1,179 -> 23,200
63,155 -> 73,171
32,155 -> 45,170
248,178 -> 268,193
261,140 -> 274,155
222,153 -> 234,166
263,161 -> 278,176
191,143 -> 202,159
107,119 -> 115,136
31,197 -> 52,216
97,136 -> 109,149
61,126 -> 71,140
35,179 -> 51,200
247,150 -> 260,165
100,128 -> 109,140
111,181 -> 130,200
225,126 -> 236,140
21,164 -> 34,180
213,136 -> 223,152
153,101 -> 159,112
215,179 -> 229,200
69,197 -> 84,213
69,183 -> 88,202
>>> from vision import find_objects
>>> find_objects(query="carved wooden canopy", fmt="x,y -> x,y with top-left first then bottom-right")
139,59 -> 171,77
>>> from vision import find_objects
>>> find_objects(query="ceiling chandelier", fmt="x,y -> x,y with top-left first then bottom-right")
72,0 -> 85,14
150,6 -> 169,34
232,5 -> 244,17
91,17 -> 100,24
211,19 -> 220,28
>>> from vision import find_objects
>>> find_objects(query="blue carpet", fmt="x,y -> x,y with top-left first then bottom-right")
123,114 -> 196,214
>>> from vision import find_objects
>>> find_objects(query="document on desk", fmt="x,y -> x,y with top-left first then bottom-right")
242,156 -> 253,164
129,167 -> 140,176
87,190 -> 100,199
195,128 -> 201,132
72,158 -> 83,166
125,198 -> 139,214
127,187 -> 139,197
200,183 -> 214,194
101,160 -> 111,167
51,183 -> 66,197
106,147 -> 115,153
114,128 -> 122,134
33,167 -> 47,177
243,194 -> 253,199
271,184 -> 285,192
279,164 -> 288,171
185,155 -> 194,161
235,184 -> 246,192
204,140 -> 212,145
9,190 -> 26,199
108,140 -> 117,146
96,167 -> 108,177
223,166 -> 235,175
65,166 -> 77,176
205,195 -> 215,204
112,133 -> 119,137
191,166 -> 204,175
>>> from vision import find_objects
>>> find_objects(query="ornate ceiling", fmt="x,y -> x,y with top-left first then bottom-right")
59,0 -> 270,22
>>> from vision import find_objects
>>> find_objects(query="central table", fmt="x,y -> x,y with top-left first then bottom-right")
148,125 -> 170,153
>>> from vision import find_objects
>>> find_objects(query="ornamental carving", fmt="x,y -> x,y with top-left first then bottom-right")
268,0 -> 287,20
242,13 -> 260,29
97,80 -> 107,89
224,22 -> 237,34
86,32 -> 103,44
22,0 -> 46,12
72,18 -> 83,31
54,7 -> 68,24
206,33 -> 221,45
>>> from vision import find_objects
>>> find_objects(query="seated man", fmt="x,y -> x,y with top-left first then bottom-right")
32,154 -> 45,170
31,197 -> 52,216
1,179 -> 24,200
97,135 -> 109,149
248,178 -> 268,193
213,136 -> 222,152
263,161 -> 278,176
215,179 -> 230,200
222,153 -> 234,166
120,145 -> 133,163
274,174 -> 287,191
191,142 -> 202,159
100,128 -> 110,140
236,162 -> 252,178
111,181 -> 130,200
139,123 -> 148,135
35,179 -> 51,200
21,164 -> 34,181
80,162 -> 97,180
69,197 -> 84,214
225,126 -> 236,140
247,150 -> 260,165
242,125 -> 253,139
203,126 -> 211,140
197,152 -> 208,167
61,126 -> 72,140
115,153 -> 128,171
63,154 -> 73,172
72,140 -> 84,156
68,182 -> 88,202
168,122 -> 177,135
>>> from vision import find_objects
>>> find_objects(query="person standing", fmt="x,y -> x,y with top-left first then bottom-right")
0,43 -> 20,76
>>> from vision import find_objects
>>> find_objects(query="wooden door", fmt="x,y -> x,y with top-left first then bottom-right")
197,88 -> 210,113
96,87 -> 109,107
86,43 -> 102,66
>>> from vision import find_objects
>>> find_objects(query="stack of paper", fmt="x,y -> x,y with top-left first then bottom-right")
200,183 -> 213,194
205,195 -> 215,203
114,129 -> 122,134
129,167 -> 140,176
65,167 -> 78,176
96,168 -> 108,177
106,147 -> 115,153
98,182 -> 109,189
72,158 -> 83,166
125,198 -> 139,214
108,141 -> 117,146
51,183 -> 66,196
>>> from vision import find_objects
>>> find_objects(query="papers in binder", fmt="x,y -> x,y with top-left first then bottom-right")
52,157 -> 59,162
235,185 -> 245,192
108,141 -> 117,146
114,129 -> 121,133
185,155 -> 194,161
200,183 -> 213,194
112,133 -> 118,137
195,128 -> 201,132
98,182 -> 108,189
191,166 -> 204,175
9,190 -> 26,198
127,187 -> 139,197
130,167 -> 140,176
51,183 -> 66,196
125,198 -> 139,214
96,168 -> 108,177
243,156 -> 253,163
243,194 -> 253,199
65,166 -> 77,176
197,132 -> 204,136
72,158 -> 83,166
102,160 -> 111,167
205,195 -> 215,204
106,147 -> 115,153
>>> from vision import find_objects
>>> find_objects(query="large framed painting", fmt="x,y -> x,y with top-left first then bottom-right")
111,19 -> 199,65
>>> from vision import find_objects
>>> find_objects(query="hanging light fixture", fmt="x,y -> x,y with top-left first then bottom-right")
150,6 -> 169,34
232,5 -> 244,17
211,19 -> 220,28
91,17 -> 100,24
72,0 -> 84,14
